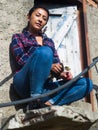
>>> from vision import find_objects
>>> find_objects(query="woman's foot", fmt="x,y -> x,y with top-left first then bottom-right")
26,100 -> 52,111
44,101 -> 52,106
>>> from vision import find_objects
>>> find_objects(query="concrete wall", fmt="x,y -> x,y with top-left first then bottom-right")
0,0 -> 34,82
87,5 -> 98,85
0,0 -> 34,118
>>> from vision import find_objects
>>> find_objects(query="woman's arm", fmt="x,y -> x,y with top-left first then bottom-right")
10,34 -> 29,66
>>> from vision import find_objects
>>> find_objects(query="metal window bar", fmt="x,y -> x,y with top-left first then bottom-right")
0,57 -> 97,108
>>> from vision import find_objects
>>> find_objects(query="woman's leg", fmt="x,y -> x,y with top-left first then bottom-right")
29,46 -> 53,97
43,78 -> 93,105
13,46 -> 53,98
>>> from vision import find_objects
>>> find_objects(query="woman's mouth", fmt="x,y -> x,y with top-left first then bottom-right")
36,23 -> 42,27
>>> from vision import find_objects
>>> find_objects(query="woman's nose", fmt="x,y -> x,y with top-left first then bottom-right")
38,17 -> 43,22
39,19 -> 42,22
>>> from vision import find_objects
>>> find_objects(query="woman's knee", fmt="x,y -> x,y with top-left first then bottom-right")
78,77 -> 93,93
34,46 -> 53,60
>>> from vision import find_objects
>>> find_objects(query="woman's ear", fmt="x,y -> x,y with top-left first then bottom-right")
27,14 -> 30,21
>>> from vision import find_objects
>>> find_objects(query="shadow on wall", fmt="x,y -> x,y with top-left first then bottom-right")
9,44 -> 27,110
0,44 -> 17,87
0,45 -> 27,110
94,84 -> 98,102
9,83 -> 27,111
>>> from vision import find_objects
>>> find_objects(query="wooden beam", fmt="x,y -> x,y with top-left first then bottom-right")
82,0 -> 91,77
87,0 -> 98,8
83,0 -> 97,111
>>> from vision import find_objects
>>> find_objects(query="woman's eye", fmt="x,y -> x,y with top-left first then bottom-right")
43,17 -> 47,21
35,13 -> 47,21
36,14 -> 40,17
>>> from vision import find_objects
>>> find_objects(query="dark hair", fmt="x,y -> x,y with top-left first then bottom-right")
28,6 -> 49,20
23,6 -> 49,32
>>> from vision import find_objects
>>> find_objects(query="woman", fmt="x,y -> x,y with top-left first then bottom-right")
10,6 -> 93,109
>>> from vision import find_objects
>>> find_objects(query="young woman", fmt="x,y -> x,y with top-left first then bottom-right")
10,6 -> 93,109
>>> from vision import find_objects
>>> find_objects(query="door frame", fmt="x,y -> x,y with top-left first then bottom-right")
34,0 -> 92,78
77,0 -> 92,78
35,0 -> 96,111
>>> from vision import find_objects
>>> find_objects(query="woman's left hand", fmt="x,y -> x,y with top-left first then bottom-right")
60,71 -> 73,80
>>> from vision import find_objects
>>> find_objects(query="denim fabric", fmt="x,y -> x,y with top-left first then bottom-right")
13,46 -> 53,98
43,78 -> 93,105
13,46 -> 93,105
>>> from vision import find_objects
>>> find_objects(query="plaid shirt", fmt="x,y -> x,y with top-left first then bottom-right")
10,30 -> 60,71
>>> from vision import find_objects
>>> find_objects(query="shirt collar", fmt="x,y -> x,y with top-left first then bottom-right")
23,29 -> 48,40
23,30 -> 34,38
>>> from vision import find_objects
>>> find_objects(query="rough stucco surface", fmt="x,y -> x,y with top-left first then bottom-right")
0,0 -> 34,82
87,5 -> 98,85
0,1 -> 98,130
0,0 -> 34,124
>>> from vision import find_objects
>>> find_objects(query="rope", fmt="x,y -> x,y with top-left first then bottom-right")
0,57 -> 97,108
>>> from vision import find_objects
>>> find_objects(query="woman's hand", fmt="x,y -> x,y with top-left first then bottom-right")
60,71 -> 73,80
51,63 -> 63,73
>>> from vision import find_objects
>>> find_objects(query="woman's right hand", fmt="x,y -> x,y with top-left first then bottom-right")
51,63 -> 63,74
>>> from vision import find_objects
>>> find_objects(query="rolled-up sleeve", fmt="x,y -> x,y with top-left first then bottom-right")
49,39 -> 60,63
53,49 -> 60,63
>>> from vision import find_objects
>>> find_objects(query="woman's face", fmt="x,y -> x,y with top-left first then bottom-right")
28,8 -> 48,32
